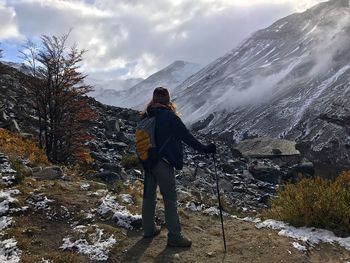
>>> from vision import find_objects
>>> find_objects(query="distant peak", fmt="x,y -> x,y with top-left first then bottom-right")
167,60 -> 199,67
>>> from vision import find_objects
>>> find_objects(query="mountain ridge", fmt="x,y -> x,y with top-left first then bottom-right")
92,60 -> 201,109
173,0 -> 350,167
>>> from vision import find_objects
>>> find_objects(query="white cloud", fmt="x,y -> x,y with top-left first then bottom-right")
0,2 -> 21,40
2,0 -> 328,82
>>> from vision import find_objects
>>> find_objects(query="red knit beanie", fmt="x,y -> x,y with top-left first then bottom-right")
153,87 -> 170,104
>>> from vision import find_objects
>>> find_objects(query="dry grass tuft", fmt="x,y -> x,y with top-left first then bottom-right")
265,171 -> 350,236
120,154 -> 140,170
0,128 -> 49,166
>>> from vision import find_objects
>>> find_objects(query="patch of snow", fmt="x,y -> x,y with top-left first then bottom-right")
37,259 -> 53,263
73,225 -> 89,234
134,169 -> 142,176
202,207 -> 228,216
240,217 -> 262,223
289,64 -> 350,133
0,189 -> 20,216
185,202 -> 204,212
97,195 -> 141,230
87,189 -> 108,197
85,212 -> 95,220
26,194 -> 54,210
61,228 -> 116,261
0,155 -> 17,186
119,194 -> 133,204
80,183 -> 90,191
256,219 -> 350,251
0,217 -> 12,230
0,238 -> 22,263
292,242 -> 307,252
305,25 -> 317,36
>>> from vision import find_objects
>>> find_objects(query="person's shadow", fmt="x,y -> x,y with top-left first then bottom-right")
121,238 -> 153,263
153,246 -> 191,263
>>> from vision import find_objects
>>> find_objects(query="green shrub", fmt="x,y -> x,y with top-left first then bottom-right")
120,154 -> 140,170
265,171 -> 350,236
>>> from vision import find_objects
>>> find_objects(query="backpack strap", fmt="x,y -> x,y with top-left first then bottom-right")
153,111 -> 172,154
158,135 -> 172,154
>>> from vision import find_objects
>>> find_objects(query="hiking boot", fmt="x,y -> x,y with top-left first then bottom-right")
167,235 -> 192,247
143,225 -> 161,238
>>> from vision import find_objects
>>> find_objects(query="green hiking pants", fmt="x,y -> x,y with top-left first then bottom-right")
142,159 -> 181,240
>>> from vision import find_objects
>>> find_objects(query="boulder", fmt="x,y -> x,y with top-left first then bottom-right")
20,133 -> 34,140
221,163 -> 236,174
249,165 -> 282,184
116,132 -> 132,143
95,171 -> 122,184
33,166 -> 63,180
101,163 -> 122,173
89,141 -> 100,152
21,165 -> 33,176
105,119 -> 120,133
230,148 -> 243,158
235,137 -> 300,158
31,167 -> 42,173
1,119 -> 21,132
0,110 -> 9,121
292,161 -> 315,177
91,152 -> 109,163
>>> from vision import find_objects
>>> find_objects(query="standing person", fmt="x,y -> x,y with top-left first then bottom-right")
140,87 -> 216,247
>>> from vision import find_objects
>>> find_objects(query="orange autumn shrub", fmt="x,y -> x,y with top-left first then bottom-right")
0,128 -> 49,166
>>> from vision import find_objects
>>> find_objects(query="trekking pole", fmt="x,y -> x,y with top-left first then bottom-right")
213,153 -> 227,253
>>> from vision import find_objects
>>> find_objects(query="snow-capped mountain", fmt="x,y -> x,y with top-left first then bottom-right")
174,0 -> 350,167
89,78 -> 143,106
0,61 -> 32,75
93,60 -> 201,110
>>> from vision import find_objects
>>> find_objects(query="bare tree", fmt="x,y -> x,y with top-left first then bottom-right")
21,32 -> 97,163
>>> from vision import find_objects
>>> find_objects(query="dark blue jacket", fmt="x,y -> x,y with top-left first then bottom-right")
147,106 -> 209,170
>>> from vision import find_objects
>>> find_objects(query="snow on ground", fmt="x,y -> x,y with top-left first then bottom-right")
256,219 -> 350,251
119,194 -> 133,204
292,242 -> 307,252
37,258 -> 53,263
185,202 -> 204,212
97,194 -> 141,230
235,216 -> 261,224
0,238 -> 22,263
185,202 -> 229,217
0,189 -> 20,215
26,193 -> 54,210
80,183 -> 90,191
0,216 -> 12,230
0,189 -> 24,262
0,157 -> 17,186
61,226 -> 116,262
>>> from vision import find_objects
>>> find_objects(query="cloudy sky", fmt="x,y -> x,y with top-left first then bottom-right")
0,0 -> 326,83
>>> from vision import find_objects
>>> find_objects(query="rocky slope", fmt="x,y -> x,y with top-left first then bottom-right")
95,60 -> 201,110
173,0 -> 350,168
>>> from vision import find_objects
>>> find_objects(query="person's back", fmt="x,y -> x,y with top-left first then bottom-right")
140,87 -> 216,247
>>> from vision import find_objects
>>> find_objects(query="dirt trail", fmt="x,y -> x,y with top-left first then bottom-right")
112,211 -> 350,263
7,177 -> 350,263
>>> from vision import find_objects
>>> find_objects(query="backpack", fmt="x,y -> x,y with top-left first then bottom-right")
135,115 -> 171,170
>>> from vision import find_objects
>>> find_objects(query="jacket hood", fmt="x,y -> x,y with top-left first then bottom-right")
147,104 -> 171,116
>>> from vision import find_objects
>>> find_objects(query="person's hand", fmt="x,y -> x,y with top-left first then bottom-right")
205,143 -> 216,154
